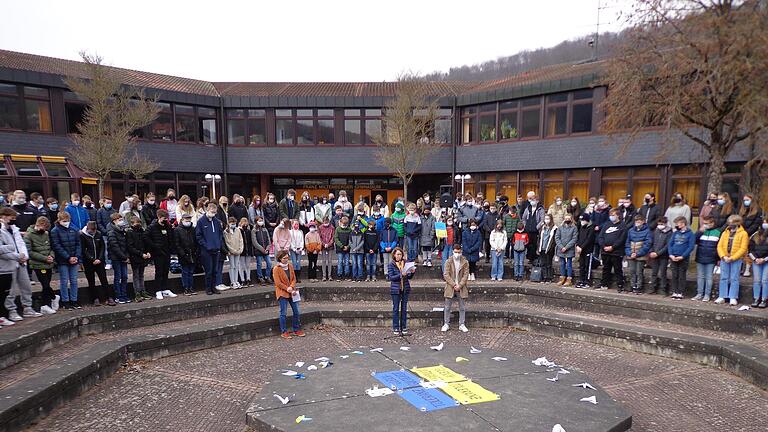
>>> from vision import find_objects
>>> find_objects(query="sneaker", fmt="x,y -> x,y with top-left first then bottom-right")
217,284 -> 230,291
155,291 -> 164,300
184,289 -> 192,296
231,282 -> 241,289
141,291 -> 154,300
751,299 -> 760,307
40,305 -> 56,315
93,298 -> 102,306
51,295 -> 60,312
714,297 -> 725,304
22,307 -> 43,318
8,310 -> 23,321
293,330 -> 306,337
117,299 -> 127,304
692,294 -> 703,301
0,317 -> 15,326
281,332 -> 293,339
401,329 -> 409,335
365,276 -> 371,282
729,299 -> 738,306
104,264 -> 112,270
702,296 -> 711,302
162,290 -> 177,298
133,296 -> 143,303
441,324 -> 449,332
107,298 -> 117,306
459,324 -> 469,333
393,330 -> 400,335
759,300 -> 767,308
372,277 -> 377,282
30,280 -> 36,285
74,301 -> 83,309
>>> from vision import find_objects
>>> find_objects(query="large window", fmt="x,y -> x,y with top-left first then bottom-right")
520,97 -> 541,138
499,101 -> 519,140
174,105 -> 196,142
0,84 -> 51,132
601,168 -> 629,207
274,109 -> 336,145
571,89 -> 593,133
345,109 -> 380,145
0,84 -> 21,130
198,107 -> 218,145
545,94 -> 568,136
461,107 -> 476,144
478,104 -> 496,142
276,109 -> 295,145
64,92 -> 86,134
434,109 -> 453,144
227,109 -> 264,145
151,103 -> 173,141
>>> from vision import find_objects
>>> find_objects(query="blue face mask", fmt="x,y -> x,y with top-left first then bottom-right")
744,199 -> 752,207
717,199 -> 725,206
104,203 -> 112,210
51,203 -> 59,210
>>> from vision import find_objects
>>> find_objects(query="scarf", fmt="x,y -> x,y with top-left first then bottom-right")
394,259 -> 405,292
278,262 -> 290,270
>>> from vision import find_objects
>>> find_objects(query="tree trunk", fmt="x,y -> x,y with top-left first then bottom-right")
707,141 -> 726,195
402,179 -> 408,204
98,178 -> 105,201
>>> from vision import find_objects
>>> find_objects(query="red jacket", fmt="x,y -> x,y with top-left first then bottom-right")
513,231 -> 529,245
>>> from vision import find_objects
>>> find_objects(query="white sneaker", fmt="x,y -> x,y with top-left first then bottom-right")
729,299 -> 738,306
105,264 -> 112,270
714,297 -> 725,304
0,317 -> 15,326
217,284 -> 230,291
459,324 -> 469,333
441,324 -> 449,332
40,305 -> 56,315
155,291 -> 164,300
702,296 -> 711,302
162,290 -> 177,298
30,280 -> 37,285
22,308 -> 43,318
232,282 -> 241,289
691,294 -> 703,301
8,310 -> 23,321
51,295 -> 60,311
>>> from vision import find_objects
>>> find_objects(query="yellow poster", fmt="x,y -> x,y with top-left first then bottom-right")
441,381 -> 500,405
411,365 -> 467,383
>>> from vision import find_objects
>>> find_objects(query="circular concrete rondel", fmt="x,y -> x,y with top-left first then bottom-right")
246,346 -> 632,432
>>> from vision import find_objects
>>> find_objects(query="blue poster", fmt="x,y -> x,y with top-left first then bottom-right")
373,370 -> 422,390
398,387 -> 459,412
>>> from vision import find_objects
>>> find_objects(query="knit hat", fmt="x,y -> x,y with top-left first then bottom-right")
395,202 -> 405,210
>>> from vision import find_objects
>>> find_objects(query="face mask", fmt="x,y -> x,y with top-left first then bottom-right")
230,224 -> 236,229
206,211 -> 217,218
467,200 -> 474,206
530,201 -> 538,207
72,200 -> 80,206
730,224 -> 738,230
424,197 -> 430,202
635,223 -> 643,228
676,225 -> 684,231
672,198 -> 682,204
293,224 -> 299,230
148,200 -> 156,205
87,230 -> 96,236
556,200 -> 562,206
384,222 -> 390,228
470,226 -> 477,231
303,197 -> 308,202
169,195 -> 175,200
118,220 -> 128,227
744,200 -> 752,207
268,198 -> 275,203
609,215 -> 618,223
104,203 -> 112,209
50,203 -> 59,210
597,201 -> 605,206
309,227 -> 317,232
424,212 -> 431,217
339,197 -> 347,203
624,202 -> 631,208
645,198 -> 651,204
717,199 -> 725,206
763,223 -> 768,230
447,220 -> 454,225
182,221 -> 192,227
564,220 -> 572,224
257,221 -> 265,226
222,203 -> 228,207
60,221 -> 70,228
287,196 -> 295,201
657,224 -> 665,230
483,204 -> 490,209
15,198 -> 25,205
373,212 -> 380,217
580,220 -> 588,227
376,200 -> 382,204
132,224 -> 141,230
571,201 -> 577,206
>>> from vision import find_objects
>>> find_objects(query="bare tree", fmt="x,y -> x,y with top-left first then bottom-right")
601,0 -> 768,195
374,75 -> 441,200
64,52 -> 160,198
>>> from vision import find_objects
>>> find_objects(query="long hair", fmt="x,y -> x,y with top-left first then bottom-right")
755,218 -> 768,244
251,195 -> 262,209
391,246 -> 405,262
178,195 -> 194,214
739,193 -> 760,218
718,192 -> 733,215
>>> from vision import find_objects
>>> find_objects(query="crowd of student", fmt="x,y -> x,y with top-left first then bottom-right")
0,185 -> 765,329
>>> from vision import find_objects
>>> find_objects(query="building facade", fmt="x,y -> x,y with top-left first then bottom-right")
0,49 -> 749,212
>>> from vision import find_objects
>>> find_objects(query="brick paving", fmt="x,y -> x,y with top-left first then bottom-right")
25,324 -> 768,432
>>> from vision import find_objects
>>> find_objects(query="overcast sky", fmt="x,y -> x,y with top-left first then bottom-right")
1,0 -> 632,82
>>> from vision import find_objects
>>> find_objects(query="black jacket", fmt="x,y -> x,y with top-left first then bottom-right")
241,225 -> 254,256
251,227 -> 271,256
126,225 -> 150,265
749,233 -> 768,260
141,203 -> 158,226
174,224 -> 198,265
96,207 -> 117,235
576,223 -> 596,253
364,229 -> 379,253
263,203 -> 279,225
80,230 -> 105,264
107,224 -> 129,262
229,203 -> 248,225
11,203 -> 40,232
145,220 -> 174,259
619,204 -> 637,224
481,211 -> 502,237
742,211 -> 763,236
597,220 -> 627,257
638,204 -> 661,228
650,226 -> 673,257
84,204 -> 97,222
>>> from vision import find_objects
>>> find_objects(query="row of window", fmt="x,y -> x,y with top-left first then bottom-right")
0,84 -> 52,132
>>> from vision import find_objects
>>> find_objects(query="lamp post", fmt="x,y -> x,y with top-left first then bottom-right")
453,174 -> 471,196
204,174 -> 222,200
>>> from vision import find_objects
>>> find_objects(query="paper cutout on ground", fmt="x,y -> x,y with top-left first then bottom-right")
455,356 -> 469,363
470,346 -> 482,354
400,346 -> 410,351
314,357 -> 329,362
294,362 -> 305,368
273,393 -> 293,405
352,350 -> 364,355
419,380 -> 447,389
373,370 -> 423,390
572,382 -> 596,390
319,361 -> 332,369
365,385 -> 394,397
294,373 -> 306,380
430,342 -> 444,351
580,395 -> 598,404
491,357 -> 508,361
431,307 -> 445,312
441,381 -> 501,405
546,376 -> 559,382
553,424 -> 567,432
340,355 -> 349,359
398,387 -> 458,412
412,365 -> 467,383
307,365 -> 318,371
295,415 -> 312,423
738,305 -> 751,311
532,357 -> 558,367
557,368 -> 570,375
370,348 -> 383,352
281,370 -> 298,376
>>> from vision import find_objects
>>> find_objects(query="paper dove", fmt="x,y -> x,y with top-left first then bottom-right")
295,415 -> 313,423
546,376 -> 559,382
455,356 -> 469,363
314,357 -> 330,362
307,365 -> 318,371
365,385 -> 394,397
352,351 -> 364,355
491,357 -> 508,361
281,370 -> 298,376
552,424 -> 567,432
294,373 -> 306,380
580,395 -> 598,404
340,355 -> 350,359
295,362 -> 305,368
319,361 -> 332,369
400,346 -> 410,351
532,357 -> 558,367
738,305 -> 751,311
273,393 -> 294,405
470,346 -> 482,354
557,368 -> 570,375
370,348 -> 383,353
430,342 -> 444,351
572,383 -> 596,390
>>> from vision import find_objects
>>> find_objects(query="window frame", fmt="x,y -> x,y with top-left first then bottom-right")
0,83 -> 53,133
344,108 -> 381,146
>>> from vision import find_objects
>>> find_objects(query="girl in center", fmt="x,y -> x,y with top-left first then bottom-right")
273,250 -> 305,339
388,247 -> 415,335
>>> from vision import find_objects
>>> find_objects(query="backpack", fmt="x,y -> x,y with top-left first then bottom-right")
529,258 -> 543,282
169,256 -> 181,274
513,238 -> 526,252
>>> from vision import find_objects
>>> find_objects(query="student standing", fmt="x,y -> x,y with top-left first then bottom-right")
748,218 -> 768,308
420,206 -> 436,267
175,213 -> 198,295
80,221 -> 115,306
318,217 -> 334,281
624,215 -> 653,294
224,216 -> 244,289
555,214 -> 578,286
667,216 -> 695,299
251,216 -> 273,285
305,221 -> 322,282
664,192 -> 692,229
693,215 -> 720,301
404,204 -> 422,262
575,214 -> 596,288
146,209 -> 176,299
716,215 -> 749,305
239,217 -> 254,286
489,220 -> 507,281
647,217 -> 672,295
597,209 -> 628,292
107,213 -> 131,303
379,218 -> 398,280
511,222 -> 529,281
196,203 -> 225,295
349,222 -> 365,282
141,193 -> 159,226
442,243 -> 469,333
503,207 -> 520,259
248,195 -> 264,226
364,222 -> 379,281
24,217 -> 58,313
537,215 -> 558,283
126,215 -> 152,302
462,219 -> 482,281
288,220 -> 304,283
334,216 -> 352,281
273,250 -> 305,339
388,247 -> 415,335
50,211 -> 82,309
0,208 -> 43,319
96,196 -> 117,270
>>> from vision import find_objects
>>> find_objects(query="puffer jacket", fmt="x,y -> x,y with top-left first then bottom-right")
126,225 -> 150,265
391,209 -> 406,238
404,213 -> 422,239
263,202 -> 279,226
717,226 -> 748,261
742,211 -> 763,236
24,226 -> 53,270
458,204 -> 481,227
224,227 -> 244,256
334,225 -> 352,253
489,230 -> 508,252
174,223 -> 198,266
50,222 -> 82,264
650,226 -> 673,257
241,225 -> 254,256
387,260 -> 414,294
107,223 -> 129,262
420,215 -> 436,247
80,227 -> 106,264
695,227 -> 721,264
0,224 -> 27,274
749,232 -> 768,260
96,207 -> 117,235
481,211 -> 502,237
379,226 -> 398,253
461,227 -> 482,262
555,223 -> 578,258
349,229 -> 365,254
625,223 -> 653,260
145,220 -> 174,259
576,223 -> 596,253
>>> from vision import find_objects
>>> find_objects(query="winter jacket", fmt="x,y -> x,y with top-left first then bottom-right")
638,204 -> 661,228
481,211 -> 502,237
334,225 -> 352,253
11,203 -> 40,232
195,215 -> 224,253
749,232 -> 768,260
247,206 -> 264,226
305,230 -> 322,254
289,229 -> 304,253
522,203 -> 545,234
121,209 -> 145,229
349,230 -> 365,254
174,223 -> 198,266
590,206 -> 611,231
107,224 -> 129,263
420,215 -> 436,247
379,227 -> 398,253
461,227 -> 482,263
299,204 -> 315,228
363,229 -> 379,253
695,228 -> 722,264
64,203 -> 90,231
241,225 -> 254,256
717,226 -> 749,261
96,207 -> 117,235
372,215 -> 386,233
512,231 -> 529,252
141,203 -> 159,226
741,210 -> 763,236
619,204 -> 637,225
0,224 -> 27,274
404,213 -> 422,239
50,223 -> 82,264
278,198 -> 297,221
547,204 -> 568,227
489,230 -> 508,252
263,202 -> 279,227
625,223 -> 653,260
538,225 -> 558,255
272,226 -> 291,252
314,202 -> 332,223
318,223 -> 335,250
251,226 -> 272,256
228,203 -> 248,225
159,198 -> 178,221
145,220 -> 174,259
650,226 -> 673,257
80,227 -> 106,264
215,205 -> 228,227
597,220 -> 627,257
664,204 -> 691,229
391,209 -> 406,238
555,223 -> 578,258
457,204 -> 481,228
442,255 -> 469,299
84,204 -> 97,222
126,225 -> 150,265
24,226 -> 53,270
715,207 -> 735,231
576,223 -> 596,254
224,227 -> 244,256
667,228 -> 695,258
387,260 -> 414,294
503,212 -> 520,239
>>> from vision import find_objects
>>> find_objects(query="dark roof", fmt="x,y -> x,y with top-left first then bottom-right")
0,49 -> 605,100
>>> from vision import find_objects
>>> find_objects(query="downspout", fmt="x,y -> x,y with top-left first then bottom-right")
451,96 -> 458,192
219,97 -> 229,197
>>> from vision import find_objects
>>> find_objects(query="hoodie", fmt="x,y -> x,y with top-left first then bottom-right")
597,219 -> 627,257
334,224 -> 352,253
349,227 -> 365,253
668,228 -> 695,258
80,225 -> 105,264
379,221 -> 398,252
696,226 -> 722,264
625,223 -> 653,260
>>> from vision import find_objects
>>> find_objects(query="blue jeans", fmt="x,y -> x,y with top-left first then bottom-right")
366,252 -> 377,277
351,253 -> 364,278
103,236 -> 111,266
491,250 -> 505,280
200,249 -> 220,293
559,257 -> 573,277
718,259 -> 743,300
406,237 -> 419,261
181,263 -> 195,289
336,252 -> 350,278
696,262 -> 715,298
513,250 -> 525,277
391,291 -> 409,331
290,250 -> 301,271
216,255 -> 224,286
256,255 -> 272,279
441,244 -> 453,270
58,263 -> 79,302
278,297 -> 301,333
753,262 -> 768,301
112,261 -> 129,301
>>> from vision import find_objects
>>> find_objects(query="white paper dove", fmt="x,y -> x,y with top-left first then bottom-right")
351,351 -> 364,355
546,376 -> 559,382
294,362 -> 305,368
370,348 -> 383,352
319,361 -> 332,369
552,424 -> 567,432
281,370 -> 298,376
307,365 -> 318,371
580,395 -> 598,404
572,383 -> 596,390
738,305 -> 751,311
340,355 -> 349,359
470,346 -> 482,354
532,357 -> 558,367
400,346 -> 410,351
557,368 -> 570,375
365,385 -> 394,397
491,357 -> 508,361
430,342 -> 444,351
273,393 -> 294,405
314,357 -> 330,362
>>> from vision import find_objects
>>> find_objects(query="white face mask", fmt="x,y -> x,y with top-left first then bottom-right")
580,220 -> 588,227
61,221 -> 70,228
571,201 -> 578,206
309,227 -> 317,232
257,221 -> 265,226
609,215 -> 618,223
229,224 -> 236,229
206,211 -> 217,218
470,226 -> 477,231
556,200 -> 562,206
71,200 -> 80,206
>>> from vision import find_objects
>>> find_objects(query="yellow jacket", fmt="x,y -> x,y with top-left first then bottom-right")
717,226 -> 749,261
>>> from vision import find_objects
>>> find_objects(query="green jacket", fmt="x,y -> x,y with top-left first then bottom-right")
24,226 -> 53,270
391,210 -> 406,238
503,213 -> 520,238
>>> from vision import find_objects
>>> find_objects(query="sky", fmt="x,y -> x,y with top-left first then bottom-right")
0,0 -> 633,82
